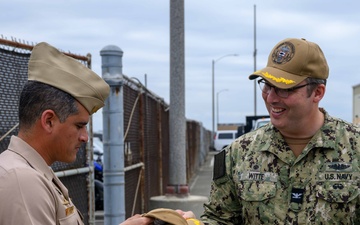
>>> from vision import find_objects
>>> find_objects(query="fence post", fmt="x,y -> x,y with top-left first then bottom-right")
100,45 -> 125,224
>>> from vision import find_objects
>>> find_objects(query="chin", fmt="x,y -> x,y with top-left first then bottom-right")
270,120 -> 282,128
63,156 -> 77,163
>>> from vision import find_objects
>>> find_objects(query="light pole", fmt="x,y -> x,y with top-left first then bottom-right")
216,89 -> 228,126
212,54 -> 238,148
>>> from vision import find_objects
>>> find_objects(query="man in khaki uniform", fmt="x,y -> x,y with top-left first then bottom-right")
0,42 -> 153,225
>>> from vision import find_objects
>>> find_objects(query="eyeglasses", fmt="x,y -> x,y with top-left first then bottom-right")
257,79 -> 316,98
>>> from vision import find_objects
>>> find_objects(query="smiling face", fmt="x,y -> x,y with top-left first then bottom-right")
262,80 -> 325,136
50,101 -> 89,163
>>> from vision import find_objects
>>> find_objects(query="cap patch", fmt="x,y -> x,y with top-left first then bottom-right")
272,41 -> 295,64
262,71 -> 296,84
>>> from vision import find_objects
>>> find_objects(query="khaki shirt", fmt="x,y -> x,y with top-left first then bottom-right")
202,109 -> 360,224
0,136 -> 84,225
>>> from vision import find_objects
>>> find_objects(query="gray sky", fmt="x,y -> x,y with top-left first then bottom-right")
2,0 -> 360,132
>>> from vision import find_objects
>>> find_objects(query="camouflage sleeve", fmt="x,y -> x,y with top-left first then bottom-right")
200,147 -> 242,225
356,187 -> 360,224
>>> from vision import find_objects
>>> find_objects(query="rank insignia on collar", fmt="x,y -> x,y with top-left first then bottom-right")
65,206 -> 74,216
291,188 -> 304,204
63,198 -> 70,205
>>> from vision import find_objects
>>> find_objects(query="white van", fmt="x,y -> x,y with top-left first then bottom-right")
214,130 -> 237,151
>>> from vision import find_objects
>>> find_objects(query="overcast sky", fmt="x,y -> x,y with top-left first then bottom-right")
2,0 -> 360,132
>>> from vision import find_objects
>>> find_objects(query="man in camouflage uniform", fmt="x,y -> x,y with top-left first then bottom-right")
200,38 -> 360,224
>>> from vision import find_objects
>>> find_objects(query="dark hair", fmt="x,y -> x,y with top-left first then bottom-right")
18,81 -> 79,130
305,77 -> 326,97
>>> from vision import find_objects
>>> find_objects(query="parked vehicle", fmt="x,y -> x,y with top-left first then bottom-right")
93,137 -> 104,163
94,155 -> 103,182
94,179 -> 104,211
214,130 -> 237,151
243,115 -> 270,133
92,137 -> 104,210
252,117 -> 271,130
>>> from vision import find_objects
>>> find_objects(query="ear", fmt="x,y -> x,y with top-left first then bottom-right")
313,84 -> 326,103
40,109 -> 57,133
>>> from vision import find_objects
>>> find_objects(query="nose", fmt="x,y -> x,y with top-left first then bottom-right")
80,129 -> 89,143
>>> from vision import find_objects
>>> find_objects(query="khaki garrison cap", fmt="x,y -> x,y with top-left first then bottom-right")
249,38 -> 329,89
143,208 -> 204,225
28,42 -> 110,115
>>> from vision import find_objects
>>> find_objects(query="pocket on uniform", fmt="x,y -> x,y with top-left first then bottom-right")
59,212 -> 78,225
316,181 -> 359,203
237,181 -> 277,222
239,181 -> 277,201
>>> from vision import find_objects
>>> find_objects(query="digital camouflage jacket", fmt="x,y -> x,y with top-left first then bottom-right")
201,109 -> 360,225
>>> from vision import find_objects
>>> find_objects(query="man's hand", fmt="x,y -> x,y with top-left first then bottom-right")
119,214 -> 154,225
175,209 -> 196,220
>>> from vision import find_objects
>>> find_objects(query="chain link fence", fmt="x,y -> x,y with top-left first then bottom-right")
0,38 -> 212,223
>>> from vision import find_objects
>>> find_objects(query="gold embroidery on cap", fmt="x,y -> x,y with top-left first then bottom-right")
186,218 -> 202,225
262,72 -> 295,84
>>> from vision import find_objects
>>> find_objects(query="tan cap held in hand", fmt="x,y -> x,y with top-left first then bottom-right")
143,208 -> 204,225
28,42 -> 110,115
249,38 -> 329,89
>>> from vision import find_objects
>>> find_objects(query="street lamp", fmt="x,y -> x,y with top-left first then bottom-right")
216,89 -> 228,126
212,54 -> 238,148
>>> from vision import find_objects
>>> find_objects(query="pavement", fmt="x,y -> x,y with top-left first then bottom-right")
188,151 -> 215,215
94,151 -> 216,225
